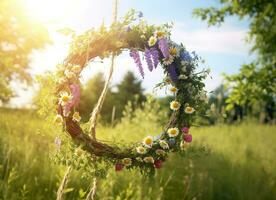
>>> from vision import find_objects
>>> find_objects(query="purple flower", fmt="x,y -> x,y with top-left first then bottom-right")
169,138 -> 176,146
145,48 -> 153,72
168,65 -> 178,83
130,50 -> 144,78
64,84 -> 81,115
182,127 -> 189,133
150,47 -> 159,68
180,51 -> 192,62
158,38 -> 169,58
183,134 -> 192,143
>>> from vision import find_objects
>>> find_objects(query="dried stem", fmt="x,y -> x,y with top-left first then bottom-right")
56,166 -> 72,200
85,177 -> 98,200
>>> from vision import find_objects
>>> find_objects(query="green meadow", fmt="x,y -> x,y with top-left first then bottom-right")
1,108 -> 275,200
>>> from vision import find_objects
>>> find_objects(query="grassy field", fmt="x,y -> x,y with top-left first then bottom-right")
0,108 -> 276,200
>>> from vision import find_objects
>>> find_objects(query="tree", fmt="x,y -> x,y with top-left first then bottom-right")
0,0 -> 50,103
112,71 -> 146,120
194,0 -> 276,122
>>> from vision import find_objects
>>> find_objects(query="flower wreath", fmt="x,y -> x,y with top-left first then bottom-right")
54,10 -> 209,174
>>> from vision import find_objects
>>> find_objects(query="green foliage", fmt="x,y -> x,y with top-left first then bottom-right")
194,0 -> 276,122
0,0 -> 50,103
1,108 -> 276,199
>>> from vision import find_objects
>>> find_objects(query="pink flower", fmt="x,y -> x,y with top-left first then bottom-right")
64,84 -> 80,115
182,127 -> 189,134
183,134 -> 192,143
154,160 -> 163,169
115,163 -> 124,172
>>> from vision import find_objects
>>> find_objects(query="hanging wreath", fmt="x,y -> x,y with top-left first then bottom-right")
53,10 -> 209,175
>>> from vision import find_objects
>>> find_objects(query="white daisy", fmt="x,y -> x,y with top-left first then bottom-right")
122,158 -> 132,166
148,36 -> 157,46
169,86 -> 178,94
167,127 -> 179,137
143,136 -> 154,148
136,146 -> 147,154
159,140 -> 169,149
170,100 -> 181,111
59,91 -> 72,106
143,156 -> 154,163
184,106 -> 195,114
163,56 -> 174,65
155,149 -> 166,156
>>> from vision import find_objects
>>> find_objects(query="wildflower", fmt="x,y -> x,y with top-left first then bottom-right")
115,163 -> 124,171
143,156 -> 154,163
158,38 -> 170,58
155,31 -> 166,39
148,36 -> 157,46
179,74 -> 188,80
169,138 -> 176,146
143,136 -> 154,148
154,160 -> 163,169
169,47 -> 179,57
59,91 -> 72,106
54,114 -> 63,125
170,86 -> 178,94
181,127 -> 189,134
167,127 -> 179,137
164,77 -> 172,84
145,48 -> 153,71
168,65 -> 178,83
183,134 -> 192,143
180,141 -> 189,150
71,65 -> 81,73
163,56 -> 174,66
122,158 -> 132,166
136,146 -> 147,154
75,148 -> 84,156
150,47 -> 159,68
184,106 -> 195,114
155,149 -> 166,156
64,69 -> 75,79
130,50 -> 144,78
170,100 -> 181,111
159,140 -> 169,149
72,112 -> 81,122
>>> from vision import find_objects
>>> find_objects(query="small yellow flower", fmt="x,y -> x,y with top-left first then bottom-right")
122,158 -> 132,166
136,146 -> 147,154
167,127 -> 179,137
159,140 -> 169,149
156,149 -> 166,156
72,112 -> 81,122
54,114 -> 63,125
143,156 -> 154,163
185,106 -> 195,114
148,36 -> 157,46
170,100 -> 181,111
170,86 -> 178,94
71,65 -> 81,73
143,136 -> 154,148
64,69 -> 75,79
155,31 -> 165,38
59,91 -> 72,106
163,55 -> 174,65
180,141 -> 189,150
75,148 -> 84,156
169,47 -> 179,57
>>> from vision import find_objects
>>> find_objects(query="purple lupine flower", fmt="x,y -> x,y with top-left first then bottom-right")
64,84 -> 81,115
158,38 -> 170,58
150,47 -> 159,68
130,50 -> 144,78
145,48 -> 153,72
168,65 -> 178,83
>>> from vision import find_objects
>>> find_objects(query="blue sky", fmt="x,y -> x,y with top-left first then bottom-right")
10,0 -> 255,107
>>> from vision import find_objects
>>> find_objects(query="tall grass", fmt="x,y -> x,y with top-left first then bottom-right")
0,108 -> 275,199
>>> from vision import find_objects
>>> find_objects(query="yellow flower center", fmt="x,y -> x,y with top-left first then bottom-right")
169,47 -> 177,56
156,31 -> 165,38
172,102 -> 179,108
186,107 -> 193,112
145,138 -> 152,145
170,129 -> 177,135
62,95 -> 70,102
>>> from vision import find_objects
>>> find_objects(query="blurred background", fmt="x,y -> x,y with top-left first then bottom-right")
0,0 -> 275,199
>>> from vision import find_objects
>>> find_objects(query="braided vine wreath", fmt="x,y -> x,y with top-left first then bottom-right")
54,10 -> 209,174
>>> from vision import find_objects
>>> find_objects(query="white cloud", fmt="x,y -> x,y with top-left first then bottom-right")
172,22 -> 250,55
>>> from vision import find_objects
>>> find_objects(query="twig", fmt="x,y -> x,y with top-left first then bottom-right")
85,177 -> 98,200
56,166 -> 72,200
